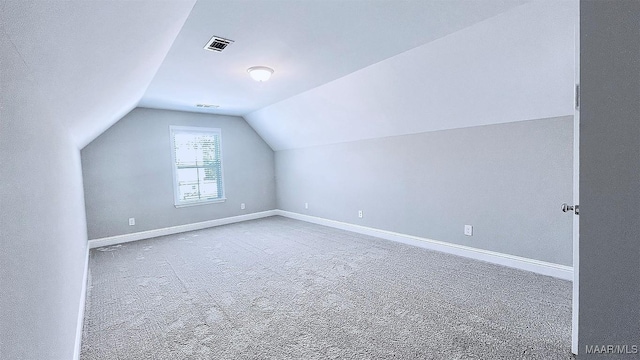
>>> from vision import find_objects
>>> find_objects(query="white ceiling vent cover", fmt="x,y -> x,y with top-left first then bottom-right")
204,36 -> 234,52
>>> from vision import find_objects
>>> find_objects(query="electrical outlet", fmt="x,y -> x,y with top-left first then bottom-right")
464,225 -> 473,236
358,210 -> 363,218
304,202 -> 308,209
129,218 -> 135,226
240,203 -> 245,210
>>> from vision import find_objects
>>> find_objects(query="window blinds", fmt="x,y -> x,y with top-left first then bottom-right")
170,126 -> 224,205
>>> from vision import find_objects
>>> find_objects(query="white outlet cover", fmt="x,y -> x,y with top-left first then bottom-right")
464,225 -> 473,236
358,210 -> 363,218
241,203 -> 245,210
305,202 -> 308,209
129,218 -> 135,226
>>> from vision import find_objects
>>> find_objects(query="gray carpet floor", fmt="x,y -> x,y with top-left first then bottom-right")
81,216 -> 573,359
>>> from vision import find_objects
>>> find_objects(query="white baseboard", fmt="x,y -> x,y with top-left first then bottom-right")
275,210 -> 573,281
88,210 -> 277,249
87,209 -> 572,280
74,245 -> 90,360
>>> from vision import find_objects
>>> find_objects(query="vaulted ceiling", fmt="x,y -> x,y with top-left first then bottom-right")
246,0 -> 576,150
140,0 -> 529,116
1,0 -> 197,148
1,0 -> 575,151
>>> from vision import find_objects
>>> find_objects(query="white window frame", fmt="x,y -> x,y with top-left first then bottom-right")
169,126 -> 226,207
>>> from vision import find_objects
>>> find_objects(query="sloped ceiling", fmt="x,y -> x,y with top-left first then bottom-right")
140,0 -> 575,152
140,0 -> 529,117
1,0 -> 196,148
245,0 -> 577,150
3,0 -> 575,151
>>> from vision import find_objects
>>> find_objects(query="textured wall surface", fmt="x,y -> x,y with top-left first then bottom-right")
276,117 -> 574,266
578,1 -> 640,357
82,108 -> 276,239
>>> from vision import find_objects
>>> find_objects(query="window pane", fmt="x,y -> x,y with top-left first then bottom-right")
176,168 -> 199,201
201,163 -> 220,197
199,178 -> 219,199
200,137 -> 217,166
171,126 -> 224,205
174,133 -> 200,166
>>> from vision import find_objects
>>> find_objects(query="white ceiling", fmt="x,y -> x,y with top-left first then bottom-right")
139,0 -> 529,116
3,0 -> 575,151
246,0 -> 577,150
1,0 -> 196,148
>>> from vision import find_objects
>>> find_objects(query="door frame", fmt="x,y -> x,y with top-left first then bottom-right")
571,0 -> 580,354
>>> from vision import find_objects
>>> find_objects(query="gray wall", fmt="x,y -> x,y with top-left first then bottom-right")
276,116 -> 574,266
0,25 -> 88,360
578,1 -> 640,357
82,108 -> 276,239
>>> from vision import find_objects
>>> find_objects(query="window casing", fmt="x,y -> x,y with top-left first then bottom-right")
170,126 -> 225,207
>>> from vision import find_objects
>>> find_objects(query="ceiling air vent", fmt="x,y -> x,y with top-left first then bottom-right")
195,104 -> 220,109
204,36 -> 233,52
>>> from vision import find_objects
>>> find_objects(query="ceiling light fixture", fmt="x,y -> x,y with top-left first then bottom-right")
247,66 -> 274,82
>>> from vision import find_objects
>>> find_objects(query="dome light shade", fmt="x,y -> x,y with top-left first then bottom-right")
247,66 -> 274,82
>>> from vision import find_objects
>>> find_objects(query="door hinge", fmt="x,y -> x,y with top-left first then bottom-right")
575,84 -> 580,110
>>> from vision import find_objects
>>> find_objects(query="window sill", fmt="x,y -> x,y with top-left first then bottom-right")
174,198 -> 226,208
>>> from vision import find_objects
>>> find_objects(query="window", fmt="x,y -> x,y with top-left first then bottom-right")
170,126 -> 225,207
